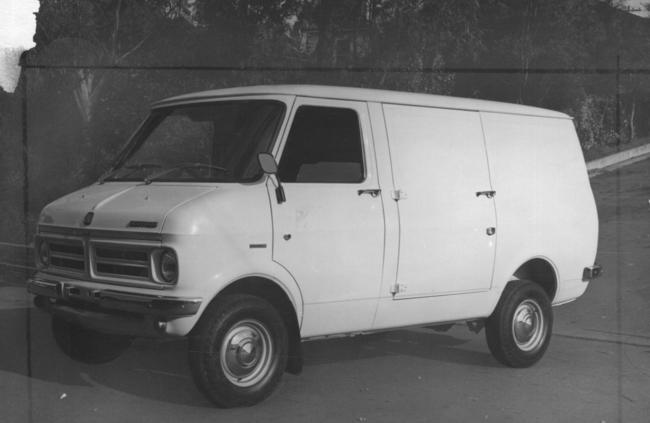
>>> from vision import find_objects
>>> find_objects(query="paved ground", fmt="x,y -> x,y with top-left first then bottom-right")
0,158 -> 649,423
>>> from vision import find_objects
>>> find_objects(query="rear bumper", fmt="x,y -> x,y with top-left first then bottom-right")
582,264 -> 603,282
28,276 -> 202,337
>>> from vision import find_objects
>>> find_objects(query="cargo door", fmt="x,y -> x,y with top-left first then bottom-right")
382,104 -> 496,299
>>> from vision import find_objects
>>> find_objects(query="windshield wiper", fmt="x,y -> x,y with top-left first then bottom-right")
98,163 -> 162,184
98,167 -> 117,184
144,163 -> 228,184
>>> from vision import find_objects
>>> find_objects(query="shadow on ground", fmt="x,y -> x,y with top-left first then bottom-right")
0,304 -> 496,407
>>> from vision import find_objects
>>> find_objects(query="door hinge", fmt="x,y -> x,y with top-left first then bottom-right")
390,283 -> 407,295
392,189 -> 407,201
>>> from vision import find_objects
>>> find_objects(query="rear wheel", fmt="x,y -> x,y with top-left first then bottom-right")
485,281 -> 552,367
188,295 -> 288,407
51,317 -> 132,364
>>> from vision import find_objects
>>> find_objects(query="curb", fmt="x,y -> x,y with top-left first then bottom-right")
587,143 -> 650,176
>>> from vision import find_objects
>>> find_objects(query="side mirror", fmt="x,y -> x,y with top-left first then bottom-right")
258,152 -> 278,175
257,153 -> 285,204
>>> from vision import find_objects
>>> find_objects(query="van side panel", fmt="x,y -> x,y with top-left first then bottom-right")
480,112 -> 598,303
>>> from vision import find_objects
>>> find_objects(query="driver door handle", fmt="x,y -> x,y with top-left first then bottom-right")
358,189 -> 381,198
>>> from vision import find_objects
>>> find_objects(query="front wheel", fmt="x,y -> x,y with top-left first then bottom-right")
188,295 -> 288,407
51,317 -> 132,364
485,281 -> 552,368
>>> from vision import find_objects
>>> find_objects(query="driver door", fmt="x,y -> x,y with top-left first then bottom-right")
268,97 -> 385,337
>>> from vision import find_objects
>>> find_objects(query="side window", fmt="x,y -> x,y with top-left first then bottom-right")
278,105 -> 364,183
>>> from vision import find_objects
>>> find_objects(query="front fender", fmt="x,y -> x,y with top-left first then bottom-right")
164,259 -> 303,336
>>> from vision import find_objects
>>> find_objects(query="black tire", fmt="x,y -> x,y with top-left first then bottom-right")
188,295 -> 288,408
485,281 -> 553,368
51,317 -> 132,364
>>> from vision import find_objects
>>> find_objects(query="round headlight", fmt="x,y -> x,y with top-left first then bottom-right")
38,241 -> 50,267
158,249 -> 178,284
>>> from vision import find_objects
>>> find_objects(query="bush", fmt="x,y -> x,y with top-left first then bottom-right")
571,95 -> 618,151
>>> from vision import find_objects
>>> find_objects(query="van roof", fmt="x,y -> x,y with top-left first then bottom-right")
152,85 -> 570,119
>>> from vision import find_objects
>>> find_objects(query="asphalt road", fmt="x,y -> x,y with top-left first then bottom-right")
0,158 -> 648,423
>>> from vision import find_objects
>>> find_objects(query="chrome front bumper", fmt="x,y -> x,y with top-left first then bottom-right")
28,276 -> 202,337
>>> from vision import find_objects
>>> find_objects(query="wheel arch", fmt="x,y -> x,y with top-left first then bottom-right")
207,275 -> 304,374
511,257 -> 558,301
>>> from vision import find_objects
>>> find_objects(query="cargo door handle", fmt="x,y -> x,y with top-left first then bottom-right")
358,189 -> 381,198
476,190 -> 496,199
486,227 -> 496,236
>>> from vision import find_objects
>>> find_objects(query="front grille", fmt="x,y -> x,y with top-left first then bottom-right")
93,245 -> 151,280
38,226 -> 161,285
49,240 -> 85,273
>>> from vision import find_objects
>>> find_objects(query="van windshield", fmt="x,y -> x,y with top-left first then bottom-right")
103,100 -> 285,183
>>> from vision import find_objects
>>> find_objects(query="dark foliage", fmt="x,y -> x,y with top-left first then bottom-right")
2,0 -> 650,240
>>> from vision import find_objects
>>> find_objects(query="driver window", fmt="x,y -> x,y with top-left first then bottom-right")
278,105 -> 364,183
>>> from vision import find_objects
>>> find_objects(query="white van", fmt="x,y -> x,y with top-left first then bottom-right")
28,85 -> 601,407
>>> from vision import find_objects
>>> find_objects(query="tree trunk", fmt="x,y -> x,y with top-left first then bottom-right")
628,99 -> 636,142
73,70 -> 104,124
314,0 -> 336,66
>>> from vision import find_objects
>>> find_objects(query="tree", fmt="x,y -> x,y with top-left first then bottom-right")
30,0 -> 170,123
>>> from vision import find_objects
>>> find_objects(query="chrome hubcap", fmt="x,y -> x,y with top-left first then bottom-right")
512,299 -> 545,352
220,319 -> 273,387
